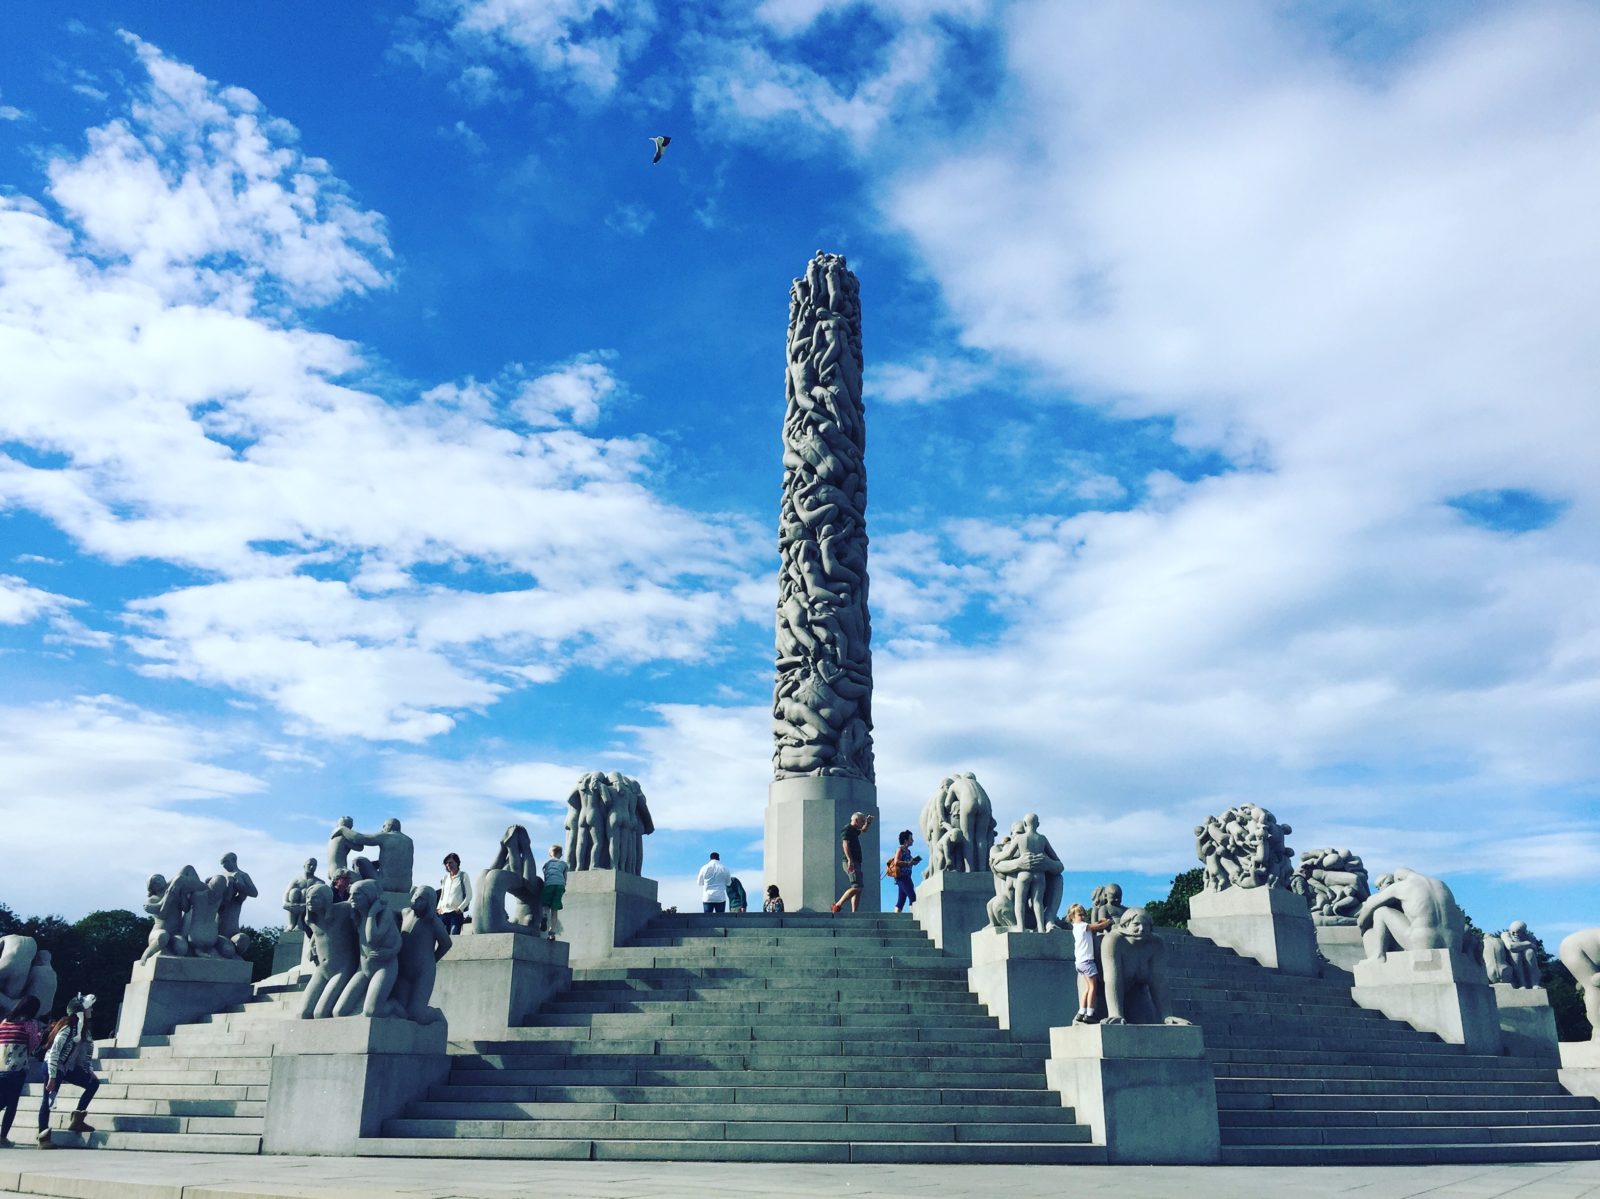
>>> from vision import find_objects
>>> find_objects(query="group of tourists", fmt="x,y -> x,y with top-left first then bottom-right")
437,846 -> 568,940
695,853 -> 777,913
0,993 -> 100,1149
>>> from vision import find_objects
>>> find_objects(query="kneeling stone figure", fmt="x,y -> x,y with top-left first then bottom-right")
1101,908 -> 1192,1027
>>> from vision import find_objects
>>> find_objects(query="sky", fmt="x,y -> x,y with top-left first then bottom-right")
1,1 -> 1597,940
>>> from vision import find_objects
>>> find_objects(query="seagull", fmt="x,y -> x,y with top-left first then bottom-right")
650,135 -> 671,164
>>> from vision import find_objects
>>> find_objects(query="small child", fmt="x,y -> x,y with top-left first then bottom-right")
763,884 -> 784,913
540,845 -> 568,941
1067,903 -> 1113,1023
892,829 -> 922,913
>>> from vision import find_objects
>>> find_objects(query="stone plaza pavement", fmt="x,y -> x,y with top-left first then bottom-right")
8,1153 -> 1600,1198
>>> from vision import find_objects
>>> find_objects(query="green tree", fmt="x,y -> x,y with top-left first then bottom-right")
1144,868 -> 1204,929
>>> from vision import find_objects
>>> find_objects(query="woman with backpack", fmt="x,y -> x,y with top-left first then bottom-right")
0,995 -> 43,1147
887,829 -> 922,913
35,993 -> 100,1147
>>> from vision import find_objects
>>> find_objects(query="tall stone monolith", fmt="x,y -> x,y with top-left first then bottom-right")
764,251 -> 879,912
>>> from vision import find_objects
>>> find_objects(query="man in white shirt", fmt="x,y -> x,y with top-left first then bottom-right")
697,852 -> 731,913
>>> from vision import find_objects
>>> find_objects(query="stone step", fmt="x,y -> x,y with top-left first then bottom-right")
405,1100 -> 1080,1125
440,1066 -> 1051,1089
39,1128 -> 262,1154
354,1135 -> 1108,1164
1220,1141 -> 1600,1166
1211,1062 -> 1554,1083
570,968 -> 969,985
1214,1076 -> 1569,1097
1221,1091 -> 1599,1113
1220,1107 -> 1600,1129
535,1009 -> 999,1030
11,1095 -> 263,1118
428,1084 -> 1065,1107
94,1065 -> 271,1085
29,1109 -> 265,1135
630,933 -> 938,947
1223,1122 -> 1600,1147
383,1116 -> 1088,1144
487,1022 -> 1011,1045
544,997 -> 989,1016
440,1048 -> 1042,1073
1210,1049 -> 1505,1070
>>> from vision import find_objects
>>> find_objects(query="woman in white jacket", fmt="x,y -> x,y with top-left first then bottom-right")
438,853 -> 472,935
37,994 -> 100,1147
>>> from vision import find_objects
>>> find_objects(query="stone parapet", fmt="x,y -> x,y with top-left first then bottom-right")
912,871 -> 992,961
433,931 -> 571,1040
114,954 -> 254,1049
967,927 -> 1076,1040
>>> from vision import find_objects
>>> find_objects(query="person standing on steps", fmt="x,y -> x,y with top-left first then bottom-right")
437,853 -> 471,936
832,811 -> 875,913
0,996 -> 43,1148
540,845 -> 568,941
763,884 -> 785,913
697,852 -> 731,913
36,994 -> 100,1148
726,876 -> 748,914
890,829 -> 922,913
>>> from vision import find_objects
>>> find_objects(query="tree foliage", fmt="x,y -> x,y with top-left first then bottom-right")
1143,868 -> 1204,929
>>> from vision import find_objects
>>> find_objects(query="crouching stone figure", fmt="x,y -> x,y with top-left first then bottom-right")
1101,908 -> 1192,1027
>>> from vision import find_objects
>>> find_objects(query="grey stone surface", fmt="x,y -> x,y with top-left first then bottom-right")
0,935 -> 55,1018
473,824 -> 545,935
1493,981 -> 1559,1061
912,872 -> 993,961
764,774 -> 879,913
771,251 -> 872,784
1313,922 -> 1364,972
1100,909 -> 1190,1027
1187,882 -> 1319,976
1195,804 -> 1294,892
432,932 -> 573,1040
1290,846 -> 1369,925
1559,927 -> 1600,1041
967,927 -> 1077,1039
564,771 -> 655,874
1356,866 -> 1471,960
217,852 -> 257,946
1483,920 -> 1540,988
560,870 -> 662,968
1047,1022 -> 1220,1164
113,953 -> 253,1048
918,773 -> 996,877
1349,947 -> 1502,1054
986,814 -> 1065,932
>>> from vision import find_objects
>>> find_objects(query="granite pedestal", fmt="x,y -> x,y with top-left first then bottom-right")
1494,983 -> 1559,1062
432,931 -> 571,1039
764,775 -> 879,914
1188,886 -> 1319,976
1558,1040 -> 1600,1101
1313,923 -> 1364,973
261,1016 -> 449,1155
114,954 -> 254,1049
912,872 -> 993,963
1351,948 -> 1501,1054
968,927 -> 1077,1041
1046,1022 -> 1221,1164
561,870 -> 660,968
270,929 -> 312,976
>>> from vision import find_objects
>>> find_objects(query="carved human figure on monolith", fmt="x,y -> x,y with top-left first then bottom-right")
1558,929 -> 1600,1040
918,774 -> 996,879
299,883 -> 361,1020
473,824 -> 545,934
1195,804 -> 1294,891
336,881 -> 402,1018
1484,921 -> 1540,988
603,771 -> 655,875
1355,867 -> 1469,961
1100,908 -> 1192,1026
986,816 -> 1065,931
1291,847 -> 1370,924
349,818 -> 414,896
140,867 -> 206,962
566,773 -> 611,871
393,885 -> 452,1024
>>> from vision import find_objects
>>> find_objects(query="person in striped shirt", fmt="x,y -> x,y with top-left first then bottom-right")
0,995 -> 43,1147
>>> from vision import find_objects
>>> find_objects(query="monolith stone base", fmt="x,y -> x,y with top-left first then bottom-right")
968,927 -> 1076,1041
561,870 -> 660,968
433,931 -> 572,1040
1351,948 -> 1501,1054
1188,886 -> 1319,976
913,872 -> 993,963
764,775 -> 879,914
261,1016 -> 449,1155
115,954 -> 254,1049
1046,1022 -> 1221,1164
1494,983 -> 1559,1062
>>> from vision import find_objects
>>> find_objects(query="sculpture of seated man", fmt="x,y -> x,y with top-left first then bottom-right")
1355,867 -> 1466,963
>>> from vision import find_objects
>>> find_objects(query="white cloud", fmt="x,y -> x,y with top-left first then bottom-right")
512,354 -> 623,428
869,353 -> 994,406
424,0 -> 658,96
0,575 -> 72,626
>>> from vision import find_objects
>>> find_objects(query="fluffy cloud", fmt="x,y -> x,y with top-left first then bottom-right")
417,0 -> 658,96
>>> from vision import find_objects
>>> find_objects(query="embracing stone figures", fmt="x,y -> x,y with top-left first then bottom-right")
139,854 -> 258,962
919,773 -> 997,879
298,879 -> 451,1022
986,814 -> 1065,932
772,251 -> 873,782
564,772 -> 654,874
1195,804 -> 1294,891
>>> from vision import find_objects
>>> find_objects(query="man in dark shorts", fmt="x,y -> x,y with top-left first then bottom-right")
831,811 -> 875,913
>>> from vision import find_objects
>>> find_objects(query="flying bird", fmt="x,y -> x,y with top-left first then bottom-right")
650,135 -> 671,164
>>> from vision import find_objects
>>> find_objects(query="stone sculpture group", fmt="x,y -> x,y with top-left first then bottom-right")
141,853 -> 259,962
327,817 -> 414,898
0,934 -> 57,1017
987,814 -> 1066,932
1196,804 -> 1295,891
772,251 -> 874,782
918,773 -> 997,878
1291,847 -> 1370,924
297,877 -> 450,1023
565,771 -> 654,874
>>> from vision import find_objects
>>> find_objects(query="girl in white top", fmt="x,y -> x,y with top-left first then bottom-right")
1066,903 -> 1113,1023
438,854 -> 472,936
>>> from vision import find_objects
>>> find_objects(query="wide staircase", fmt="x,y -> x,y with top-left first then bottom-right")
20,975 -> 306,1153
364,911 -> 1104,1163
1160,930 -> 1600,1164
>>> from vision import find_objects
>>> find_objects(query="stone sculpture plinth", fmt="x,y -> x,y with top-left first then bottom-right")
1558,1040 -> 1600,1101
562,870 -> 660,968
114,953 -> 254,1049
432,932 -> 572,1040
1350,949 -> 1501,1054
765,775 -> 880,914
1046,1023 -> 1220,1164
1494,983 -> 1559,1062
261,1016 -> 449,1155
1188,885 -> 1319,976
913,871 -> 993,962
1313,924 -> 1364,973
967,928 -> 1076,1040
269,928 -> 313,976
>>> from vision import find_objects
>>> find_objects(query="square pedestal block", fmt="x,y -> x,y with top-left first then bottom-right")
1188,886 -> 1319,976
1313,923 -> 1364,973
1046,1022 -> 1220,1164
913,872 -> 994,962
114,954 -> 254,1048
1559,1040 -> 1600,1101
1494,983 -> 1559,1062
433,932 -> 571,1040
968,928 -> 1077,1040
1351,949 -> 1501,1054
765,775 -> 879,914
561,870 -> 660,967
263,1016 -> 449,1155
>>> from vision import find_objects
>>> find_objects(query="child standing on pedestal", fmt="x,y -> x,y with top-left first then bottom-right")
540,846 -> 568,942
1067,903 -> 1113,1023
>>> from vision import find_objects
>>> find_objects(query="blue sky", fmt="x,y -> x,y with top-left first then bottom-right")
2,1 -> 1598,940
